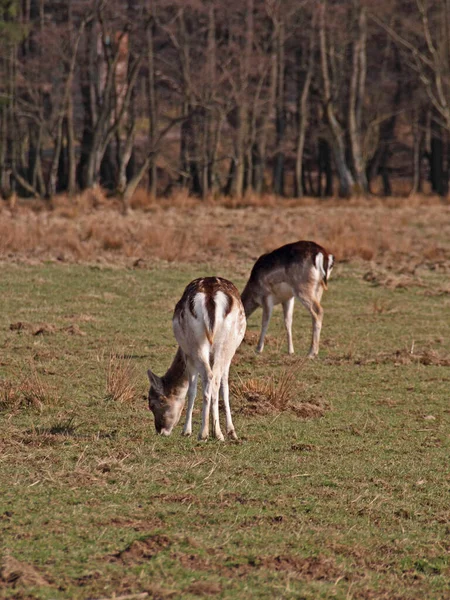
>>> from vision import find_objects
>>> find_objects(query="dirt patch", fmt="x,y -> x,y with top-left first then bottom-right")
10,322 -> 56,335
363,269 -> 424,289
186,580 -> 222,596
60,324 -> 86,336
291,400 -> 329,419
9,322 -> 85,336
257,554 -> 344,581
362,348 -> 450,367
0,555 -> 50,588
151,494 -> 197,505
112,534 -> 172,564
325,347 -> 450,367
175,553 -> 212,572
174,550 -> 346,583
105,516 -> 165,532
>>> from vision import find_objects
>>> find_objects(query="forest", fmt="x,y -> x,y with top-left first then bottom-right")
1,0 -> 450,204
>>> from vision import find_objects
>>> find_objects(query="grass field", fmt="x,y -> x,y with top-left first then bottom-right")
1,199 -> 450,599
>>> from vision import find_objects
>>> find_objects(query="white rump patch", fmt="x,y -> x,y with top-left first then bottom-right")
327,254 -> 334,280
315,252 -> 326,279
214,290 -> 230,324
185,290 -> 231,341
315,252 -> 333,282
193,292 -> 206,321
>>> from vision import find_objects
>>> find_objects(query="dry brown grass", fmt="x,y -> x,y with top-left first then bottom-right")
1,191 -> 450,275
105,352 -> 139,404
231,368 -> 328,418
0,368 -> 57,413
231,369 -> 297,414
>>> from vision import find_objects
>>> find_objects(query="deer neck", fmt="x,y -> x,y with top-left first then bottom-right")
241,282 -> 259,317
162,346 -> 189,398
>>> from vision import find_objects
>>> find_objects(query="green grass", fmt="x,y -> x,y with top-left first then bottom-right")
0,262 -> 449,599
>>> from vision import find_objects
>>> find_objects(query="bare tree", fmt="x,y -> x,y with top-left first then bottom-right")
319,1 -> 355,197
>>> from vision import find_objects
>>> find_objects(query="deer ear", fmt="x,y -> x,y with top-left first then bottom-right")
147,369 -> 163,393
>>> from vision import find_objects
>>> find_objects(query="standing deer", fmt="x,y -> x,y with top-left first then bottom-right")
147,277 -> 246,440
241,241 -> 334,357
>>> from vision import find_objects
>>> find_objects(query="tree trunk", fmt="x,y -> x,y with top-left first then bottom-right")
319,2 -> 355,197
202,3 -> 217,198
8,44 -> 17,195
430,131 -> 446,195
411,107 -> 425,195
295,26 -> 315,198
348,4 -> 368,193
232,0 -> 253,197
318,138 -> 333,197
253,50 -> 277,194
146,4 -> 158,198
273,15 -> 285,196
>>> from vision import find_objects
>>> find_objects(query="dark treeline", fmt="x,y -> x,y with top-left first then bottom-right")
1,0 -> 450,203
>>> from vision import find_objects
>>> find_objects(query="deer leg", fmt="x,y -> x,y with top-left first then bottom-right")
220,366 -> 238,440
296,295 -> 323,358
257,296 -> 274,353
197,359 -> 214,440
198,363 -> 214,441
182,370 -> 198,436
211,375 -> 224,441
307,300 -> 323,358
282,297 -> 295,355
199,376 -> 212,440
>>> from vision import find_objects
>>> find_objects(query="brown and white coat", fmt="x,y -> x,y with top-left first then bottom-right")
241,241 -> 334,357
147,277 -> 246,440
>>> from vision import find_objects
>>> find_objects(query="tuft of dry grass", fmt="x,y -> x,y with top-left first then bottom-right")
231,368 -> 311,415
105,352 -> 139,404
0,368 -> 57,413
231,367 -> 329,418
0,380 -> 20,412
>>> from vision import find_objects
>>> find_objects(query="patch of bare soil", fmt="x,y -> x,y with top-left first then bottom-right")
0,555 -> 50,589
291,400 -> 329,418
9,322 -> 85,336
376,348 -> 450,366
175,553 -> 212,572
151,493 -> 197,505
111,535 -> 172,565
257,554 -> 344,581
186,580 -> 222,596
105,516 -> 165,532
325,347 -> 450,367
363,269 -> 425,289
9,321 -> 56,335
357,348 -> 450,367
174,549 -> 346,584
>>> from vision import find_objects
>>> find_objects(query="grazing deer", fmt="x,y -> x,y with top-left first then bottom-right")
241,241 -> 334,358
147,277 -> 246,440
